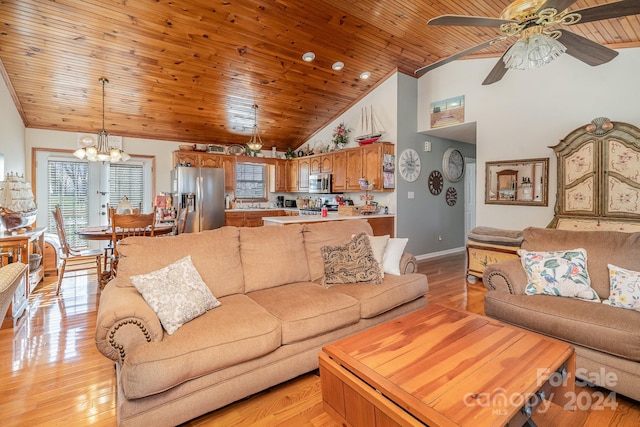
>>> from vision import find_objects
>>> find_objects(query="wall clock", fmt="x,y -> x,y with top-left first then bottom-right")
428,170 -> 443,195
442,148 -> 465,182
399,148 -> 421,182
446,187 -> 457,206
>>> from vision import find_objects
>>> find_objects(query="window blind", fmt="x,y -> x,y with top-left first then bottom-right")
47,160 -> 89,248
235,163 -> 266,199
109,163 -> 145,211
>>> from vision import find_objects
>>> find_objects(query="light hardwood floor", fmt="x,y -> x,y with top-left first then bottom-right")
1,252 -> 638,426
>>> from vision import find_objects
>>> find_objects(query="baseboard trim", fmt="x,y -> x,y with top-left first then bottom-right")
415,247 -> 465,261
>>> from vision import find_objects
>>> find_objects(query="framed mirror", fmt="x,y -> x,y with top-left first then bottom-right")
485,158 -> 549,206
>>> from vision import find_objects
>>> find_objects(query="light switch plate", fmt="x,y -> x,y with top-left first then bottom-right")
408,191 -> 414,199
424,141 -> 432,152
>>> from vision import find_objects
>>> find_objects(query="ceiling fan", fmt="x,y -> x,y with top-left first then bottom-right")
415,0 -> 640,85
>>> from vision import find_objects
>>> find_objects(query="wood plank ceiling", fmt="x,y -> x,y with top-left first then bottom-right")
0,0 -> 639,151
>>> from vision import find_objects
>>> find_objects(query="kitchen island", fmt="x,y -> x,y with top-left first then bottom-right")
262,212 -> 395,237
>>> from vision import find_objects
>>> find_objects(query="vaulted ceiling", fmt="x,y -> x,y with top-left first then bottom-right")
1,0 -> 639,151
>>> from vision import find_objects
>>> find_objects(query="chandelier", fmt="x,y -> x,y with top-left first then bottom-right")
246,104 -> 264,152
74,77 -> 130,162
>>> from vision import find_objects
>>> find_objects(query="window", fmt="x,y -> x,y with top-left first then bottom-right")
235,163 -> 267,199
109,163 -> 145,210
47,159 -> 89,247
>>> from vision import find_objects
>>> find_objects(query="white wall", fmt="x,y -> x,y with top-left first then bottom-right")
0,72 -> 26,175
417,47 -> 640,230
302,74 -> 399,213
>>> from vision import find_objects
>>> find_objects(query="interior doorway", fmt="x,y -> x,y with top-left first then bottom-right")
464,158 -> 476,242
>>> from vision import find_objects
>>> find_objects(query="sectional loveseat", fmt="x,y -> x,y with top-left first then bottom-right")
95,220 -> 428,426
483,227 -> 640,401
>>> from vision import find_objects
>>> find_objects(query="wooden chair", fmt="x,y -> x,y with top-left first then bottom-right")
176,205 -> 189,235
52,205 -> 103,295
110,209 -> 156,278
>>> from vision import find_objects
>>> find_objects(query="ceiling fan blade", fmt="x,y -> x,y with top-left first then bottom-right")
415,38 -> 501,75
537,0 -> 579,13
572,0 -> 640,24
557,30 -> 619,66
428,15 -> 514,28
482,53 -> 509,85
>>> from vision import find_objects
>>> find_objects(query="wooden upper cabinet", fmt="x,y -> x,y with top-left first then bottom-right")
274,159 -> 288,192
173,152 -> 199,167
287,158 -> 299,192
332,151 -> 347,192
219,155 -> 236,191
200,155 -> 220,168
362,143 -> 394,191
298,158 -> 310,191
346,149 -> 363,191
310,154 -> 333,174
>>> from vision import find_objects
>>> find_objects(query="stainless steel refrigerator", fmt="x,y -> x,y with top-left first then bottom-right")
171,167 -> 225,233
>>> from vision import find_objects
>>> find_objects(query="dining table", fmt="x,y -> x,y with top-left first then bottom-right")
76,222 -> 174,241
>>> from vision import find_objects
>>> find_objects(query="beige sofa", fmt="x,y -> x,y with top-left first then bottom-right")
483,227 -> 640,401
95,220 -> 428,426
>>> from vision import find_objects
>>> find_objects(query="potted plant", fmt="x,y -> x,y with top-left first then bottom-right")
332,122 -> 350,149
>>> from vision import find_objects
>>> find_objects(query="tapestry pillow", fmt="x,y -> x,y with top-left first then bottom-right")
603,264 -> 640,311
519,248 -> 600,302
353,234 -> 389,277
321,232 -> 382,286
383,237 -> 408,276
130,255 -> 221,334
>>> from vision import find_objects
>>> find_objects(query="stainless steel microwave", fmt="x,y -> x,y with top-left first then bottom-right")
309,173 -> 332,193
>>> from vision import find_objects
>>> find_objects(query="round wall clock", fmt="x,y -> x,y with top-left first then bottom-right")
446,187 -> 457,206
428,170 -> 443,195
399,148 -> 421,182
442,148 -> 465,182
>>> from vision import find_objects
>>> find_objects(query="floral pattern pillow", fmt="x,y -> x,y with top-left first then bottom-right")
321,232 -> 382,286
604,264 -> 640,311
131,255 -> 221,334
519,248 -> 600,302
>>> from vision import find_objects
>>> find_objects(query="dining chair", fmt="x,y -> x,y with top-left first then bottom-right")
110,209 -> 156,278
176,205 -> 189,235
52,205 -> 103,295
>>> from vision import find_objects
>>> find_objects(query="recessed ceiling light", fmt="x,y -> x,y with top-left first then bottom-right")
360,71 -> 371,79
302,52 -> 316,62
332,61 -> 344,71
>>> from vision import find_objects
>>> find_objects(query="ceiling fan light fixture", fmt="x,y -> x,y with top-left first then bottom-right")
503,32 -> 566,71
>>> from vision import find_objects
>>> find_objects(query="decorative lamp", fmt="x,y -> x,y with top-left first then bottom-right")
73,77 -> 129,162
246,104 -> 264,152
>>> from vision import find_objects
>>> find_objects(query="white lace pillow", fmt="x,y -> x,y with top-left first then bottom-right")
604,264 -> 640,311
130,255 -> 221,334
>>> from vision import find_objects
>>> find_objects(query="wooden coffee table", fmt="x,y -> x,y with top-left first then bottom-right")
320,304 -> 575,427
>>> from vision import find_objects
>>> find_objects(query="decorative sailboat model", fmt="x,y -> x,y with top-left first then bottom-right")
0,172 -> 37,232
354,105 -> 385,146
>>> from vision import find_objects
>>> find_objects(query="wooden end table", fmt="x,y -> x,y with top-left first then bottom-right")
320,304 -> 575,427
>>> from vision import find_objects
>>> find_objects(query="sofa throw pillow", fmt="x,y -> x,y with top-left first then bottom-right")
383,237 -> 408,276
519,248 -> 599,302
130,255 -> 221,334
321,232 -> 382,286
604,264 -> 640,311
353,234 -> 389,277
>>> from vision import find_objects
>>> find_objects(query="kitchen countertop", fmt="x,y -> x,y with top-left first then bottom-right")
225,208 -> 297,212
262,212 -> 394,224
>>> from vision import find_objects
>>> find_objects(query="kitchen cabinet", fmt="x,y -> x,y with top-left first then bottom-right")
310,154 -> 333,174
362,143 -> 394,191
346,149 -> 363,191
225,210 -> 285,227
332,151 -> 347,192
219,155 -> 236,191
298,158 -> 310,191
173,151 -> 199,167
272,159 -> 288,192
287,159 -> 299,192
